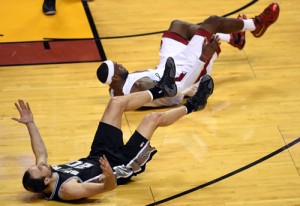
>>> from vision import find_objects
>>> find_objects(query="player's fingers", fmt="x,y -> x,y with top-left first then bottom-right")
212,37 -> 220,48
99,157 -> 104,165
216,36 -> 221,45
15,103 -> 22,114
26,102 -> 31,111
209,35 -> 215,43
214,35 -> 220,42
99,156 -> 108,166
103,155 -> 108,162
203,37 -> 208,45
19,99 -> 26,110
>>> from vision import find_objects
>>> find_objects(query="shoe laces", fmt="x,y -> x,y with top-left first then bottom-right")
154,72 -> 175,90
153,73 -> 161,85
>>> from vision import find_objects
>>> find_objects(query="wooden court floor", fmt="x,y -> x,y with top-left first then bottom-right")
0,0 -> 300,205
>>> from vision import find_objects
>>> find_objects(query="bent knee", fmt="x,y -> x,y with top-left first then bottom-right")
203,15 -> 221,24
169,20 -> 186,32
108,96 -> 126,110
169,20 -> 185,28
201,15 -> 224,32
143,112 -> 163,125
168,20 -> 194,39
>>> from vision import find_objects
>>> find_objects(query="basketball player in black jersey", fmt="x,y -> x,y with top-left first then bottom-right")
12,56 -> 215,201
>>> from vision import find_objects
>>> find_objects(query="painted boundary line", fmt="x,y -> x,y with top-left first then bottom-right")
146,137 -> 300,206
100,0 -> 259,39
82,0 -> 107,60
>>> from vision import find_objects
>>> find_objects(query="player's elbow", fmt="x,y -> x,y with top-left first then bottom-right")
59,186 -> 83,200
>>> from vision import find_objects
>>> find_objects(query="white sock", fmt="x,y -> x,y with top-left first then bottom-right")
242,19 -> 256,31
184,106 -> 188,115
216,33 -> 230,43
147,90 -> 154,101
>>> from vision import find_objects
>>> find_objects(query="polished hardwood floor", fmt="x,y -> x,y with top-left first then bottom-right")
0,0 -> 299,205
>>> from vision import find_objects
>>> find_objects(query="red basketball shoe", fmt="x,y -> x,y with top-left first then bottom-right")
229,14 -> 247,50
251,2 -> 280,38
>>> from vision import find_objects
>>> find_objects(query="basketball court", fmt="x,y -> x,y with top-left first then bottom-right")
0,0 -> 299,205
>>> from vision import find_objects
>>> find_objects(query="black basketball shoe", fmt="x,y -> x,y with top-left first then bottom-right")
187,74 -> 214,111
43,0 -> 56,15
156,57 -> 177,97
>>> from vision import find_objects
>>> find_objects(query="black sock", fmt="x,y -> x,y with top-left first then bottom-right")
184,101 -> 195,114
148,86 -> 165,100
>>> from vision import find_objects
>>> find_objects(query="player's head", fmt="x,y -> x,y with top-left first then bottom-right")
22,163 -> 53,193
97,60 -> 129,86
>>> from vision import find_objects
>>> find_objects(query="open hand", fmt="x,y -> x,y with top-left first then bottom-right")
11,99 -> 34,124
99,155 -> 116,190
99,155 -> 114,179
200,35 -> 221,62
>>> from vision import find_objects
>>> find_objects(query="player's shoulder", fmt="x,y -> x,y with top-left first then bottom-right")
59,179 -> 80,200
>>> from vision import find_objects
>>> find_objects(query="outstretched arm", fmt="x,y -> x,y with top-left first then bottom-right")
12,99 -> 48,165
60,156 -> 116,200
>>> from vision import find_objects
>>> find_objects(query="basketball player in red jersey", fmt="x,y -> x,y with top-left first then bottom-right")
97,3 -> 280,107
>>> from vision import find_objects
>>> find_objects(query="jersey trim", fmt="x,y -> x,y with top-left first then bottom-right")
162,31 -> 189,45
194,29 -> 221,55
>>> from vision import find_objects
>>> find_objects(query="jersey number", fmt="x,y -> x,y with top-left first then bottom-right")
66,161 -> 94,169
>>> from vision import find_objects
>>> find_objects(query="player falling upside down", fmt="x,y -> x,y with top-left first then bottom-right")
12,59 -> 214,201
97,2 -> 280,107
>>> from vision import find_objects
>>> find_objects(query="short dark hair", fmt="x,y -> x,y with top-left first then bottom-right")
22,170 -> 47,193
97,63 -> 109,84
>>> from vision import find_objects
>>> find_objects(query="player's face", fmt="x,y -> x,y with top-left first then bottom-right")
28,163 -> 52,179
114,62 -> 128,74
114,62 -> 129,81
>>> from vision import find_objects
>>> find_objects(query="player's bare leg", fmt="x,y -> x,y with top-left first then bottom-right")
101,57 -> 177,129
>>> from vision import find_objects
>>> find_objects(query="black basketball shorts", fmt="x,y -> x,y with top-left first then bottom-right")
88,122 -> 157,184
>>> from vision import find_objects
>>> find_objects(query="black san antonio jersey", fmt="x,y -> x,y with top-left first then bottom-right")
44,157 -> 102,201
44,141 -> 157,201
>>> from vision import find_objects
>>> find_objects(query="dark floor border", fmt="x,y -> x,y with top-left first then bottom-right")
0,39 -> 102,67
82,0 -> 107,60
0,0 -> 106,67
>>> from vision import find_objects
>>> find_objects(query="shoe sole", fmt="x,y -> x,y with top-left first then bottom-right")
196,75 -> 214,110
163,57 -> 177,97
200,75 -> 214,96
44,11 -> 56,15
